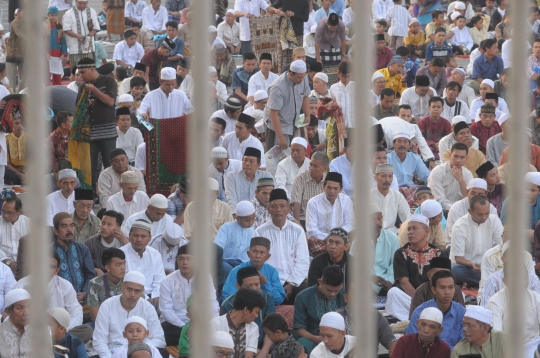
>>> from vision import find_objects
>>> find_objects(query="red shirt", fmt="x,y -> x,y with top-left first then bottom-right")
418,115 -> 451,157
391,333 -> 451,358
470,121 -> 502,155
376,47 -> 394,70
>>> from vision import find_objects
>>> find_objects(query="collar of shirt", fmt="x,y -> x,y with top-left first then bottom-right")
268,219 -> 290,231
58,190 -> 74,202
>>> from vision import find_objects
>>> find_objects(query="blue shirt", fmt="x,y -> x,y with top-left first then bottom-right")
372,229 -> 400,293
501,195 -> 540,230
329,154 -> 353,197
425,41 -> 453,62
406,299 -> 465,349
157,36 -> 185,68
472,54 -> 504,81
232,67 -> 260,96
405,57 -> 420,88
386,151 -> 431,187
222,261 -> 286,306
315,8 -> 337,24
54,334 -> 89,358
52,241 -> 96,294
330,0 -> 345,16
214,221 -> 253,261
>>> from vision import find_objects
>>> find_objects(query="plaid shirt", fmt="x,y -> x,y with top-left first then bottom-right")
527,54 -> 540,79
425,41 -> 453,62
167,191 -> 185,217
291,171 -> 326,220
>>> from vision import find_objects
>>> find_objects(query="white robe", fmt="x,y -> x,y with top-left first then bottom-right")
138,88 -> 194,119
116,127 -> 144,162
0,215 -> 30,262
221,132 -> 266,168
120,243 -> 166,298
46,190 -> 75,226
106,190 -> 150,222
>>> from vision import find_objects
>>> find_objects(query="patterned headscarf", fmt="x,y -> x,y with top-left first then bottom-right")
273,338 -> 302,358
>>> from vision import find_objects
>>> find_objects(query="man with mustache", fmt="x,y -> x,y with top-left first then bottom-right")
51,212 -> 96,304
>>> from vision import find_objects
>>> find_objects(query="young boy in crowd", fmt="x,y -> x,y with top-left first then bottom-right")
450,15 -> 474,55
306,114 -> 327,156
45,6 -> 68,86
418,97 -> 451,158
386,0 -> 412,50
425,27 -> 453,64
129,77 -> 147,101
260,313 -> 307,358
375,20 -> 391,46
404,18 -> 425,58
48,308 -> 88,358
116,107 -> 144,164
111,317 -> 162,358
413,186 -> 447,231
396,46 -> 419,88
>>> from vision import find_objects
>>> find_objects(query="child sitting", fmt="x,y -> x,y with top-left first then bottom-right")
425,27 -> 453,64
259,313 -> 307,358
375,20 -> 391,46
404,18 -> 425,58
111,316 -> 162,358
48,308 -> 87,358
450,15 -> 474,55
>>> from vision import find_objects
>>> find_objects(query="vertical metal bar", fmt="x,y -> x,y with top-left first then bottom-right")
505,0 -> 528,356
24,0 -> 50,357
351,5 -> 375,358
188,2 -> 213,358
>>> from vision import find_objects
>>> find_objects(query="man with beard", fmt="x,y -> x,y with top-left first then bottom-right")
51,212 -> 96,304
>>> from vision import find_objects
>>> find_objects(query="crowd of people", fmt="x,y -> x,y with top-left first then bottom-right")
1,0 -> 540,357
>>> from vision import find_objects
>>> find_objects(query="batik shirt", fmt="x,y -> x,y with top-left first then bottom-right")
393,243 -> 446,289
48,128 -> 69,170
232,67 -> 260,96
52,240 -> 96,293
87,274 -> 124,308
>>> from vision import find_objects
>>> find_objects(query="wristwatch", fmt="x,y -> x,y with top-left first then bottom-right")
3,259 -> 12,266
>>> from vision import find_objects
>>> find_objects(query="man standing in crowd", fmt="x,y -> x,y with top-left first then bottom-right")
63,1 -> 100,67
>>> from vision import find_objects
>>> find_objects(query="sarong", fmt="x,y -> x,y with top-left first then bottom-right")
250,15 -> 281,74
107,7 -> 125,35
399,186 -> 418,208
320,46 -> 341,66
145,116 -> 189,196
68,87 -> 92,189
307,237 -> 328,257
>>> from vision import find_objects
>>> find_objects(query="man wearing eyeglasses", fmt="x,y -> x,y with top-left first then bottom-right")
210,331 -> 235,358
0,196 -> 29,275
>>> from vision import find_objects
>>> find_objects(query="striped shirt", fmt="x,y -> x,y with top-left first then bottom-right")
527,54 -> 540,80
480,269 -> 540,307
442,98 -> 471,122
425,41 -> 453,62
291,171 -> 327,221
386,5 -> 412,37
254,220 -> 310,286
427,161 -> 473,211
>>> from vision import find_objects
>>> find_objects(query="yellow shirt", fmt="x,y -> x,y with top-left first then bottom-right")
6,131 -> 27,171
443,147 -> 486,178
404,29 -> 425,47
470,15 -> 491,46
398,220 -> 445,248
376,67 -> 405,95
424,22 -> 452,44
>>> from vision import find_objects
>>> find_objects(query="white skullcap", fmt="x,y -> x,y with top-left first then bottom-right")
454,2 -> 466,10
371,71 -> 384,82
163,222 -> 184,245
466,178 -> 488,190
290,60 -> 307,73
409,18 -> 419,26
208,25 -> 217,32
314,72 -> 329,83
48,307 -> 71,329
5,288 -> 31,308
252,109 -> 265,121
58,168 -> 77,181
310,24 -> 317,33
14,8 -> 19,12
465,305 -> 492,325
161,67 -> 176,80
420,199 -> 442,219
125,316 -> 148,330
481,79 -> 494,89
124,271 -> 146,287
451,115 -> 467,126
209,177 -> 219,191
254,90 -> 268,101
236,201 -> 255,217
452,67 -> 466,77
121,171 -> 139,184
211,146 -> 228,159
409,214 -> 429,227
526,172 -> 540,186
208,66 -> 217,73
320,312 -> 346,330
498,113 -> 510,125
255,118 -> 265,134
119,93 -> 134,103
393,131 -> 412,140
226,9 -> 235,15
211,331 -> 235,349
149,194 -> 168,209
291,137 -> 308,149
450,11 -> 461,20
419,307 -> 443,324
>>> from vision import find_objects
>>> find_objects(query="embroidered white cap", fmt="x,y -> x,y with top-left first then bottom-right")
409,214 -> 429,227
290,60 -> 307,73
5,288 -> 31,307
420,199 -> 442,219
161,67 -> 176,80
211,331 -> 234,349
466,178 -> 488,191
236,201 -> 255,217
124,271 -> 146,287
451,115 -> 467,126
419,307 -> 443,324
320,312 -> 346,330
465,305 -> 492,325
163,222 -> 184,246
149,193 -> 168,209
314,72 -> 329,83
254,90 -> 268,101
481,79 -> 494,89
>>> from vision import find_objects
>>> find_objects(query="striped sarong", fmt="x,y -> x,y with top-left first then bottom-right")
107,7 -> 125,35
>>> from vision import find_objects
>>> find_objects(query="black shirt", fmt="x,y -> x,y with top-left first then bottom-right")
307,252 -> 351,287
272,0 -> 310,37
393,243 -> 446,289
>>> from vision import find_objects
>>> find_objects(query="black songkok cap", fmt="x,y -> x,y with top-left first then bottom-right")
176,243 -> 191,257
77,57 -> 95,68
97,62 -> 115,75
260,53 -> 272,62
110,148 -> 127,160
328,13 -> 339,26
269,188 -> 288,202
243,147 -> 261,160
134,62 -> 146,72
236,266 -> 259,284
325,172 -> 343,185
178,57 -> 190,69
429,257 -> 451,270
74,188 -> 94,201
238,113 -> 255,126
480,104 -> 496,114
250,236 -> 271,250
485,93 -> 498,100
415,75 -> 430,87
116,107 -> 131,117
374,34 -> 385,42
453,121 -> 469,136
476,161 -> 495,179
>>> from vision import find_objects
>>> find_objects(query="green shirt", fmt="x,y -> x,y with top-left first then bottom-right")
450,330 -> 508,358
178,321 -> 191,356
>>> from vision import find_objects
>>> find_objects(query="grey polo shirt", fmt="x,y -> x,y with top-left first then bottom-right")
225,170 -> 275,214
265,71 -> 311,136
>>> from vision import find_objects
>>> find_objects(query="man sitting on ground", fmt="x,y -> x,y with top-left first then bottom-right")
310,312 -> 356,358
149,222 -> 186,275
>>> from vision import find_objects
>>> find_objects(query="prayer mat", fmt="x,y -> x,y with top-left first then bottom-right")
322,64 -> 339,86
145,116 -> 189,196
276,305 -> 294,329
0,94 -> 24,133
307,237 -> 328,257
106,7 -> 125,35
250,15 -> 282,74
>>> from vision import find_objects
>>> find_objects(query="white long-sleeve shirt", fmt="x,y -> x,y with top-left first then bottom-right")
98,166 -> 146,208
0,263 -> 15,312
450,26 -> 474,51
93,295 -> 165,358
330,81 -> 355,128
0,215 -> 30,262
306,193 -> 354,240
125,0 -> 147,22
62,7 -> 100,55
159,271 -> 219,327
372,0 -> 393,21
247,71 -> 278,99
107,190 -> 150,221
370,188 -> 410,233
141,5 -> 168,32
445,197 -> 498,246
138,88 -> 194,119
14,275 -> 82,330
254,220 -> 309,286
275,156 -> 310,199
428,162 -> 473,211
46,190 -> 75,226
303,33 -> 316,59
221,132 -> 267,169
113,41 -> 145,68
399,86 -> 437,119
442,85 -> 477,108
116,127 -> 144,162
386,4 -> 411,37
210,109 -> 237,134
442,98 -> 471,123
120,243 -> 166,298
